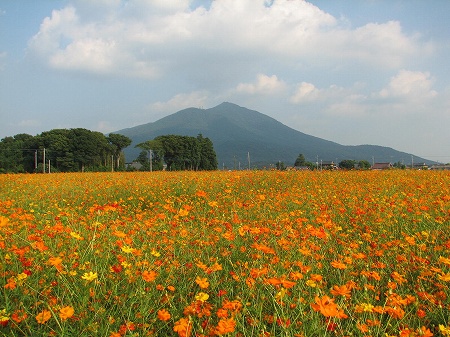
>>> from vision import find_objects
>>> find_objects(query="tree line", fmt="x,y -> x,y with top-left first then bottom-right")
0,129 -> 132,173
135,134 -> 218,171
0,130 -> 218,173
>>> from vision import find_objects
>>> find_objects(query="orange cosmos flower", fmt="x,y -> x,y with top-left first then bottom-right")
36,310 -> 52,324
157,309 -> 171,321
215,317 -> 236,335
173,317 -> 191,337
418,326 -> 434,337
10,310 -> 27,323
142,270 -> 157,282
196,190 -> 207,197
330,284 -> 352,298
330,260 -> 347,269
195,276 -> 210,289
59,306 -> 74,321
311,296 -> 348,319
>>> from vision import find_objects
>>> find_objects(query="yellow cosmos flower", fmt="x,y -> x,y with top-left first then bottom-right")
438,273 -> 450,282
151,249 -> 161,257
81,272 -> 98,282
16,273 -> 28,281
439,325 -> 450,336
121,245 -> 135,254
195,292 -> 209,302
306,280 -> 317,288
438,256 -> 450,266
70,232 -> 84,240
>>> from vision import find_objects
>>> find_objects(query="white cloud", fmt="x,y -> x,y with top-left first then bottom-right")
290,82 -> 320,103
379,70 -> 437,99
236,74 -> 287,95
26,0 -> 426,79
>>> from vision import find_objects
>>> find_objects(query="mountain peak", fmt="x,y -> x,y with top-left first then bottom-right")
118,102 -> 432,167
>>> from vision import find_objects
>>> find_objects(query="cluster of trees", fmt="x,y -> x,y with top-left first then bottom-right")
135,134 -> 217,171
275,154 -> 374,170
0,129 -> 131,173
338,159 -> 371,170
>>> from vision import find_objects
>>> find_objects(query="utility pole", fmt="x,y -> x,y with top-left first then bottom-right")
43,148 -> 46,173
248,152 -> 250,170
149,149 -> 152,172
111,155 -> 114,172
35,150 -> 37,173
48,160 -> 51,173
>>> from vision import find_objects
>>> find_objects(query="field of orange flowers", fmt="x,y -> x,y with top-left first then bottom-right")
0,170 -> 449,337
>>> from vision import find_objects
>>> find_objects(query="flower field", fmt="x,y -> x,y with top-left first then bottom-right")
1,170 -> 449,337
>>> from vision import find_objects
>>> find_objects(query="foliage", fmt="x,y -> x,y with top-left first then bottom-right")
107,134 -> 132,170
0,129 -> 131,173
393,161 -> 407,169
0,170 -> 449,336
358,160 -> 371,170
294,153 -> 307,167
339,159 -> 356,170
275,161 -> 286,170
137,134 -> 218,171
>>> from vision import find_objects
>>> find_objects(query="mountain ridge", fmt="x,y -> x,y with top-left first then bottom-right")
117,102 -> 432,167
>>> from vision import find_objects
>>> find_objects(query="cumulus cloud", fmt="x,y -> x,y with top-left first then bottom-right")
379,70 -> 437,99
26,0 -> 426,79
290,82 -> 320,103
236,74 -> 286,95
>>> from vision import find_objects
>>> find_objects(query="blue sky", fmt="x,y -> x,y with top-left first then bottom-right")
1,0 -> 449,163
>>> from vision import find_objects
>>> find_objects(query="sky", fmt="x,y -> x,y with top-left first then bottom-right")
1,0 -> 450,164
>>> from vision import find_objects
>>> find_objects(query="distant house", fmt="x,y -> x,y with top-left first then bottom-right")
413,163 -> 428,170
321,161 -> 338,170
372,162 -> 393,170
429,164 -> 450,170
126,162 -> 143,171
292,166 -> 310,171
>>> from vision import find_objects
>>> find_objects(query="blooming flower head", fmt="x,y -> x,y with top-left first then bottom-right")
81,272 -> 98,282
59,306 -> 74,321
173,317 -> 191,337
36,310 -> 51,324
0,309 -> 9,327
439,324 -> 450,336
195,292 -> 209,302
157,309 -> 171,321
142,270 -> 157,282
195,276 -> 210,289
311,296 -> 348,318
121,245 -> 136,254
215,317 -> 236,335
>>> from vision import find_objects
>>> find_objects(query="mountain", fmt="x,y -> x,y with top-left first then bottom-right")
116,102 -> 432,168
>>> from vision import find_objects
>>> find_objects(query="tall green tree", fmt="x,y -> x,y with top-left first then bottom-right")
294,154 -> 306,167
339,159 -> 356,170
108,133 -> 132,170
197,134 -> 218,170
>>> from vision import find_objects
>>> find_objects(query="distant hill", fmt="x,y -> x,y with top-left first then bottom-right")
116,102 -> 432,168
